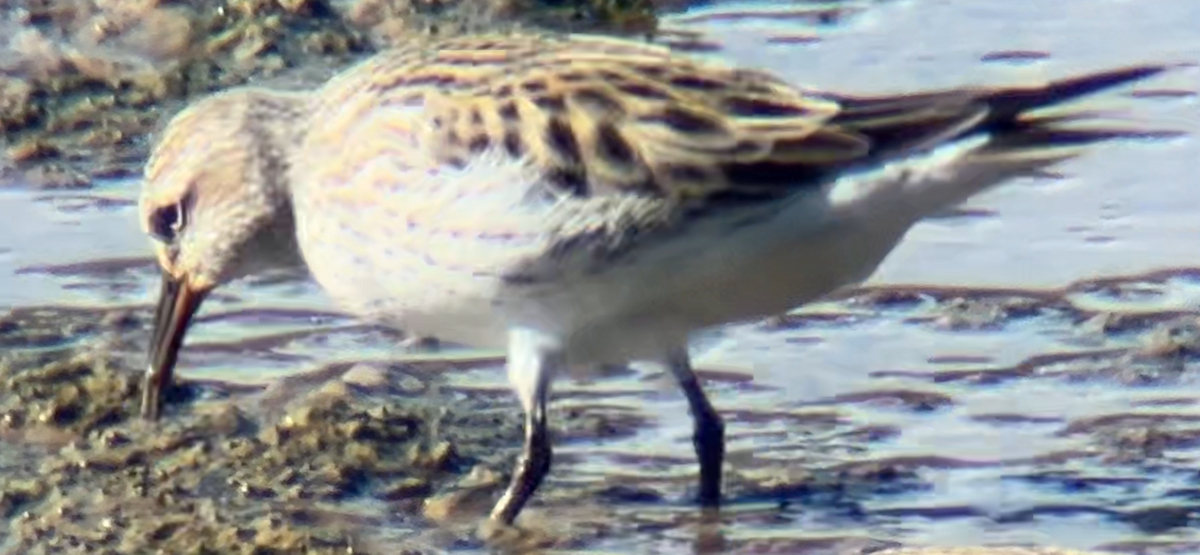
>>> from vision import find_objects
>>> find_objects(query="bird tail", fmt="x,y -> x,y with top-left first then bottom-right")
826,63 -> 1187,222
970,63 -> 1187,160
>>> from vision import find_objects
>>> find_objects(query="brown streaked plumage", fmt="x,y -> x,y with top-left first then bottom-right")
306,33 -> 1169,205
137,31 -> 1181,529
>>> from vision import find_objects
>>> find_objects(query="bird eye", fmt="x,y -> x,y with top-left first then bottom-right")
149,202 -> 186,243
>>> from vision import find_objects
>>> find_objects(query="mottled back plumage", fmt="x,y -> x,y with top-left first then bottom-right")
308,32 -> 1168,211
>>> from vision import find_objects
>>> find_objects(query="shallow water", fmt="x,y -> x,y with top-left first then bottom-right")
3,0 -> 1200,553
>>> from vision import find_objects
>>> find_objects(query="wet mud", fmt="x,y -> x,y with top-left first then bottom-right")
0,307 -> 896,554
5,275 -> 1200,553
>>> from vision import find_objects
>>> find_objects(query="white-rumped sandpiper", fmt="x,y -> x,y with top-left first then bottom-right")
137,31 -> 1178,525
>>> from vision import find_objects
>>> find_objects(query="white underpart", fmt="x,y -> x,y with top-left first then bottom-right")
293,128 -> 1068,410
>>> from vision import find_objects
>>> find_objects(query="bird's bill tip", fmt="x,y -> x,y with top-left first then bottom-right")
142,271 -> 208,421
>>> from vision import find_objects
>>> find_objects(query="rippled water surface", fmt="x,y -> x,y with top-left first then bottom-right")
3,0 -> 1200,553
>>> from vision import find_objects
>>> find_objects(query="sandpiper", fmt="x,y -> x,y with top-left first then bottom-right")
137,31 -> 1176,525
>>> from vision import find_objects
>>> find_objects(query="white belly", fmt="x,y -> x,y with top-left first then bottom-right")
286,138 -> 973,366
509,195 -> 913,365
292,184 -> 906,362
292,197 -> 521,350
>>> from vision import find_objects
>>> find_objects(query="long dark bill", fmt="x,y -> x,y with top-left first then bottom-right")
141,271 -> 208,421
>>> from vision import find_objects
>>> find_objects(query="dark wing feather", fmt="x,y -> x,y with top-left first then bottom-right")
362,33 -> 1171,205
816,64 -> 1172,166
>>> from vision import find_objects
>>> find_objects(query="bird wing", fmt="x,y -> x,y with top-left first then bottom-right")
351,33 -> 1167,213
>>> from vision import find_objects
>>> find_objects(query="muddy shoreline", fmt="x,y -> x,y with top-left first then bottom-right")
4,277 -> 1200,553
